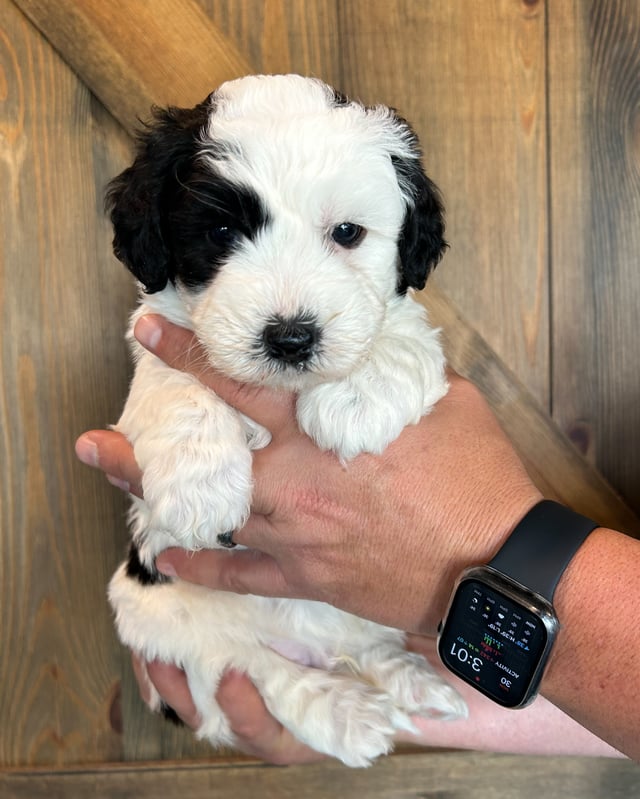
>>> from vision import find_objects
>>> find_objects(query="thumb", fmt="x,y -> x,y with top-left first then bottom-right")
155,547 -> 294,598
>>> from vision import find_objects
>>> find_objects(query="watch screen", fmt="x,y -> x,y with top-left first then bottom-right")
438,578 -> 548,707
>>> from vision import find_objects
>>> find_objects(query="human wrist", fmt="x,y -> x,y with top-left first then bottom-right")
422,483 -> 543,634
540,525 -> 610,694
537,525 -> 640,759
436,498 -> 604,711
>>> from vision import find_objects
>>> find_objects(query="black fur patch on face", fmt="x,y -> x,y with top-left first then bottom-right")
106,101 -> 212,293
106,97 -> 270,294
164,164 -> 270,290
125,542 -> 170,586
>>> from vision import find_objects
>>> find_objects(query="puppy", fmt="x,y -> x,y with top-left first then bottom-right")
106,74 -> 466,767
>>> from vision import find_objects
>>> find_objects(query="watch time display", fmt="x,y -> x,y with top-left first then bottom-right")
438,578 -> 549,708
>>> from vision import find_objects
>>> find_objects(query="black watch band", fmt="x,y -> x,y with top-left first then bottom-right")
438,500 -> 599,708
488,500 -> 599,603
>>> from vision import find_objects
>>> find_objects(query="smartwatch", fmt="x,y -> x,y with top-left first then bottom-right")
437,500 -> 598,708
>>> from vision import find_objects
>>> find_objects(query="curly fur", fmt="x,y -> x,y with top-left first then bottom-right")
106,74 -> 465,767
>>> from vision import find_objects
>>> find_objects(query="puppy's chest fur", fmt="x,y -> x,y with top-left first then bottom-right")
106,74 -> 465,766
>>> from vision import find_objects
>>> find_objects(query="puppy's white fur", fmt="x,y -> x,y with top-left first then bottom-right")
107,75 -> 465,767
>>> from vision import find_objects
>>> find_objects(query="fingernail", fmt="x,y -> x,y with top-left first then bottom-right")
134,315 -> 162,351
106,474 -> 130,493
156,555 -> 177,578
75,434 -> 99,467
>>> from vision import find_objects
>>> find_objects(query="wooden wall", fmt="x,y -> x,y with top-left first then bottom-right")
1,0 -> 639,795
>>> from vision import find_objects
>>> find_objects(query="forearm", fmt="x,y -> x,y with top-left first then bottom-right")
404,638 -> 622,758
541,527 -> 640,760
407,693 -> 623,758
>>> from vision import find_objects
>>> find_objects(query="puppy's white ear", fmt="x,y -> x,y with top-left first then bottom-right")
105,99 -> 212,293
392,152 -> 447,294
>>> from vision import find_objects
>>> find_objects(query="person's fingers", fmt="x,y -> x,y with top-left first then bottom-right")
146,660 -> 201,729
133,315 -> 296,435
155,547 -> 294,598
216,670 -> 325,764
133,314 -> 214,384
140,659 -> 323,762
75,430 -> 144,498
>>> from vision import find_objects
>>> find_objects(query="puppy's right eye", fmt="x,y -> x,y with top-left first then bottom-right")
207,225 -> 239,248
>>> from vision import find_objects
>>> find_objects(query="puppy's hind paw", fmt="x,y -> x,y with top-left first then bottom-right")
366,650 -> 468,722
301,682 -> 403,768
414,681 -> 468,721
395,654 -> 467,721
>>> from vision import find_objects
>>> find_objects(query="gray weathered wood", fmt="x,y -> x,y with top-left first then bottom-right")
0,0 -> 134,766
2,753 -> 639,799
548,0 -> 640,513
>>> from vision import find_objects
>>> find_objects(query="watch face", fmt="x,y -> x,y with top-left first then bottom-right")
438,577 -> 549,708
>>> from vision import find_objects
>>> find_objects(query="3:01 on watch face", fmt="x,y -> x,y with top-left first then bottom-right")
438,578 -> 548,708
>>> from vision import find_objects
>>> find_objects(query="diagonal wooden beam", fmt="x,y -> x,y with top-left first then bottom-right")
13,0 -> 254,136
13,0 -> 639,535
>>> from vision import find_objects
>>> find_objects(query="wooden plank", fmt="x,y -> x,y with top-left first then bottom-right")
1,753 -> 639,799
548,0 -> 640,514
0,1 -> 135,766
198,0 -> 342,85
3,0 -> 342,764
12,0 -> 254,136
337,0 -> 550,408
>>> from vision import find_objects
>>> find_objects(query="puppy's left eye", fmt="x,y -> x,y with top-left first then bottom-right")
331,222 -> 365,248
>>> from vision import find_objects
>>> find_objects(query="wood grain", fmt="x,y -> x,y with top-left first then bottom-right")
197,0 -> 342,83
13,0 -> 254,135
0,1 -> 136,766
548,0 -> 640,513
2,753 -> 639,799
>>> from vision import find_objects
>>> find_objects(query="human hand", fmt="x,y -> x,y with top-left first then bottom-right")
76,314 -> 541,634
130,636 -> 621,763
78,315 -> 632,761
130,641 -> 438,764
132,656 -> 325,764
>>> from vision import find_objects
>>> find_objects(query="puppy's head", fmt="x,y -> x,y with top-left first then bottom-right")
107,75 -> 446,387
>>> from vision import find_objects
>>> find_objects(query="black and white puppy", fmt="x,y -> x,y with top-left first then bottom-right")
107,74 -> 465,767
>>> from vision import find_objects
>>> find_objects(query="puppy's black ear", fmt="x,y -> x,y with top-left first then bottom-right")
391,129 -> 447,294
105,99 -> 211,293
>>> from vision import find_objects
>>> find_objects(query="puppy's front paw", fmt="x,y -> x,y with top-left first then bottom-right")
141,440 -> 252,550
297,377 -> 417,459
297,303 -> 448,459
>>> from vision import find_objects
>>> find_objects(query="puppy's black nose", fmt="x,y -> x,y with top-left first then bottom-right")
262,317 -> 319,364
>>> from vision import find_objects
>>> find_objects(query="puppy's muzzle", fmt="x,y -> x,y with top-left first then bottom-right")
262,316 -> 319,366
